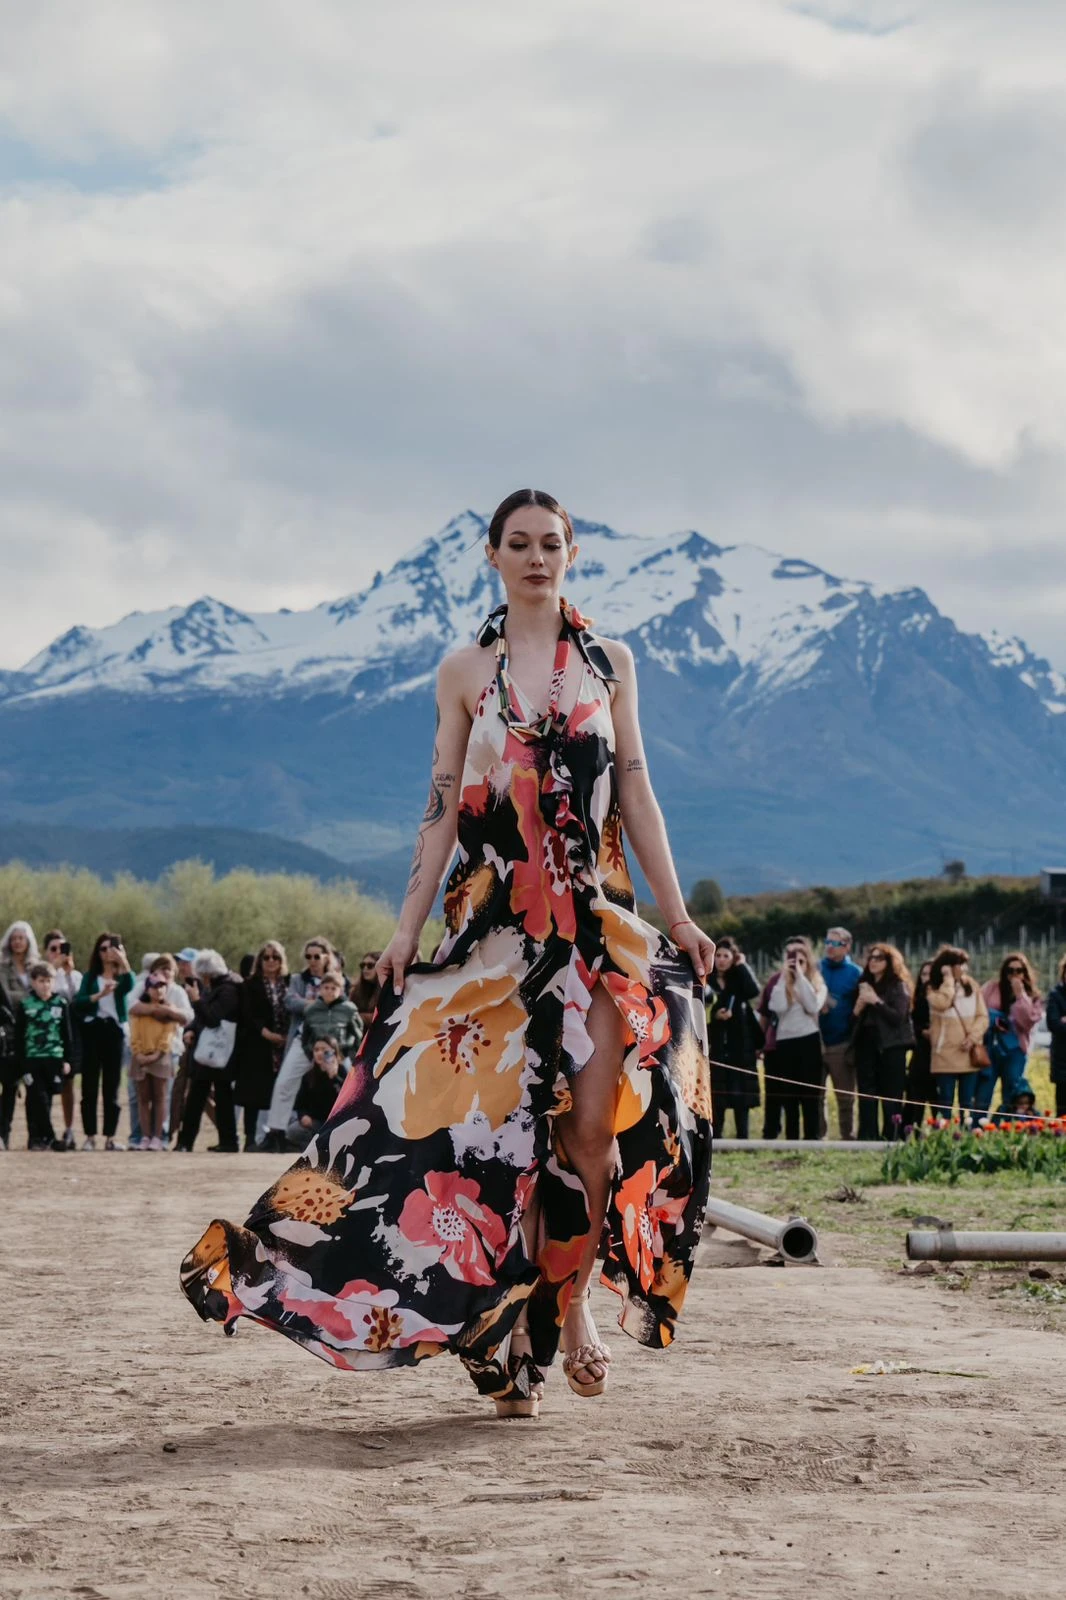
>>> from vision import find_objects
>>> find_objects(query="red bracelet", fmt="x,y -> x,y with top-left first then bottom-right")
669,919 -> 695,936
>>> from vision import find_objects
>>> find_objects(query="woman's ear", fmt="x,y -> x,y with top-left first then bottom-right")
485,542 -> 497,567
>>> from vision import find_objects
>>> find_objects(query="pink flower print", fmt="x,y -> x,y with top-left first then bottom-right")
399,1170 -> 507,1286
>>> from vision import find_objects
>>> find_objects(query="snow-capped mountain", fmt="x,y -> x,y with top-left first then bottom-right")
3,512 -> 1065,896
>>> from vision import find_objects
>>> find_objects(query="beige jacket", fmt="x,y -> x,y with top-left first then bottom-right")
927,975 -> 989,1075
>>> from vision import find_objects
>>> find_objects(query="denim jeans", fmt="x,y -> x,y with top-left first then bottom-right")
973,1044 -> 1032,1118
931,1072 -> 977,1119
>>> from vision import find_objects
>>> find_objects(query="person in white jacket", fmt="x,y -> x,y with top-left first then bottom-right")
41,929 -> 82,1149
768,936 -> 828,1139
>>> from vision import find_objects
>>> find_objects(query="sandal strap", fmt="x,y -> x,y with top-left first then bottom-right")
562,1343 -> 612,1375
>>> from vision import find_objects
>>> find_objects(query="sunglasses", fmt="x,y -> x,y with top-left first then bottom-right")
825,939 -> 847,948
360,961 -> 377,969
1005,966 -> 1024,975
262,952 -> 281,960
869,953 -> 886,961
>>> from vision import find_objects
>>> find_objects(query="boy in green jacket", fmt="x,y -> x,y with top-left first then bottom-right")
15,962 -> 73,1150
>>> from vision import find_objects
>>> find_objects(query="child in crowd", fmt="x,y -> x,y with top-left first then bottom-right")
300,970 -> 363,1064
129,954 -> 191,1151
287,1035 -> 349,1149
14,961 -> 73,1150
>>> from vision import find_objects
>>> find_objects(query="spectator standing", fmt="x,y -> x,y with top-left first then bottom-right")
904,961 -> 936,1126
818,926 -> 862,1140
927,945 -> 989,1121
0,921 -> 38,1001
176,951 -> 243,1152
234,941 -> 290,1151
767,937 -> 828,1140
14,961 -> 73,1149
74,934 -> 134,1150
300,970 -> 363,1064
0,974 -> 17,1151
287,1035 -> 349,1149
41,931 -> 82,1148
259,937 -> 338,1153
705,937 -> 761,1139
852,944 -> 914,1141
351,952 -> 382,1029
168,949 -> 202,1139
1046,955 -> 1066,1119
979,953 -> 1042,1119
128,954 -> 193,1149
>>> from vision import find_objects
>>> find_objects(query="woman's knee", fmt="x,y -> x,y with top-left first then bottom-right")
558,1106 -> 614,1164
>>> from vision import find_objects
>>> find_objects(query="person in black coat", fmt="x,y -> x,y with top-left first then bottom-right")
903,961 -> 934,1127
176,951 -> 243,1152
705,937 -> 762,1139
0,974 -> 19,1151
853,943 -> 914,1141
234,941 -> 290,1151
1047,955 -> 1066,1119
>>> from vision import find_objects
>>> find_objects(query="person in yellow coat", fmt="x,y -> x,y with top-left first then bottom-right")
926,945 -> 989,1121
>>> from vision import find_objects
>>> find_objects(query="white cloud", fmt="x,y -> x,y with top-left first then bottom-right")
1,0 -> 1065,667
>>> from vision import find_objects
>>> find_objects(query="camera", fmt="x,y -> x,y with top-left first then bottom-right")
59,940 -> 71,956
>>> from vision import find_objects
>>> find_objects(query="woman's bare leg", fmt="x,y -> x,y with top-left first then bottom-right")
556,983 -> 624,1385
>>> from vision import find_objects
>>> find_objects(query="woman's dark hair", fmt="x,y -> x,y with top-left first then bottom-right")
997,950 -> 1038,1013
487,489 -> 574,550
239,952 -> 255,980
42,928 -> 66,948
929,945 -> 971,994
312,1033 -> 342,1060
860,942 -> 912,994
88,932 -> 123,978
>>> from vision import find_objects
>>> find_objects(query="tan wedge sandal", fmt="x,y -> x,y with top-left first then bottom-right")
494,1325 -> 545,1420
562,1295 -> 611,1398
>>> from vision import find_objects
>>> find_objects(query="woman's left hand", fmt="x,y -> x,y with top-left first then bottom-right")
672,921 -> 715,983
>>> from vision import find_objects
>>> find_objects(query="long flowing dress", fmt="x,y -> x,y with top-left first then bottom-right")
180,600 -> 712,1402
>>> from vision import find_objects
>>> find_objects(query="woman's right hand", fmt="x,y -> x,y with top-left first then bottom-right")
377,930 -> 420,997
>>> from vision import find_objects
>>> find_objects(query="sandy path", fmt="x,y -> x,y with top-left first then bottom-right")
0,1153 -> 1059,1600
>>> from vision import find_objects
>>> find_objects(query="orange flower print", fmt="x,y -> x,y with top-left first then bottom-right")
363,1305 -> 405,1352
600,972 -> 670,1068
510,766 -> 576,943
373,963 -> 529,1140
398,1171 -> 507,1286
616,1160 -> 658,1291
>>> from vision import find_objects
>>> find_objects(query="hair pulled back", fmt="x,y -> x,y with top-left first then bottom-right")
487,489 -> 573,550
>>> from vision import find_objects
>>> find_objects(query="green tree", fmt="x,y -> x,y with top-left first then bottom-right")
688,878 -> 725,919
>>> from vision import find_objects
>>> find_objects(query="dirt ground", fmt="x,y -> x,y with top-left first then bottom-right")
1,1152 -> 1061,1600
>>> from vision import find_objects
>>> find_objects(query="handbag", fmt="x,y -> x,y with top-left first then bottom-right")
193,1019 -> 237,1071
951,1001 -> 990,1070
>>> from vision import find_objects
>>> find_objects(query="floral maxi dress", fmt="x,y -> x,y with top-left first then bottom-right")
180,601 -> 713,1401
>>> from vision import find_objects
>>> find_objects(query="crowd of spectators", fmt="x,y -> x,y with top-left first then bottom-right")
0,921 -> 381,1152
2,915 -> 1065,1151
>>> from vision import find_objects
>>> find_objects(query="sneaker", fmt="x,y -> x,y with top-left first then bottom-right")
81,1136 -> 98,1151
148,1136 -> 164,1151
105,1137 -> 127,1151
62,1127 -> 76,1149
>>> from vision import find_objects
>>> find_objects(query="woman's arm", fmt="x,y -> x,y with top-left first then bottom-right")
927,977 -> 955,1014
609,641 -> 714,980
794,973 -> 823,1017
378,657 -> 470,995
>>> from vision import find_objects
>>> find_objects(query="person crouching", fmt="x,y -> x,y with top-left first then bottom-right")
286,1035 -> 349,1149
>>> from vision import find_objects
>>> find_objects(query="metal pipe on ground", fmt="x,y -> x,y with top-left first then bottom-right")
715,1139 -> 889,1152
705,1195 -> 819,1264
908,1230 -> 1066,1263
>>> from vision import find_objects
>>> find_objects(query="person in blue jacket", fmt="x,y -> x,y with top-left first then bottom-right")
819,926 -> 862,1139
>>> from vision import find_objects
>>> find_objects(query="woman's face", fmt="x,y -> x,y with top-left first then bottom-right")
359,954 -> 379,984
786,944 -> 807,970
714,947 -> 734,973
261,948 -> 283,975
489,507 -> 574,604
9,931 -> 28,958
919,963 -> 932,984
867,950 -> 887,979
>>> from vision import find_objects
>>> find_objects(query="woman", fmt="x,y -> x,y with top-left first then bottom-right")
979,953 -> 1042,1119
766,937 -> 827,1140
705,937 -> 761,1139
903,960 -> 935,1126
234,941 -> 290,1151
1046,955 -> 1066,1119
176,951 -> 243,1153
74,933 -> 134,1150
0,921 -> 38,1000
181,486 -> 713,1419
852,944 -> 913,1140
41,930 -> 83,1149
259,937 -> 339,1153
926,945 -> 989,1120
128,952 -> 194,1149
350,951 -> 382,1030
0,971 -> 18,1151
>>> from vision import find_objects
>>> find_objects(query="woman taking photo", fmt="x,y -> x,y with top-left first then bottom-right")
705,937 -> 761,1139
766,936 -> 827,1140
927,945 -> 989,1120
74,933 -> 134,1150
979,953 -> 1042,1118
852,944 -> 913,1140
182,487 -> 713,1418
234,941 -> 290,1151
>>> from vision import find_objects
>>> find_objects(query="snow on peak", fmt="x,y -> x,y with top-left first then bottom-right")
983,630 -> 1066,715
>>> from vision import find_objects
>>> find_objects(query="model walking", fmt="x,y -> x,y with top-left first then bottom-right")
180,489 -> 714,1416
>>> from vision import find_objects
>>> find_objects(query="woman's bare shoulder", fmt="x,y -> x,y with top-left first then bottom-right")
438,642 -> 495,713
594,635 -> 635,685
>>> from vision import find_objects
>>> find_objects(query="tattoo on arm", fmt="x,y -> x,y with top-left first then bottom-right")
625,757 -> 645,773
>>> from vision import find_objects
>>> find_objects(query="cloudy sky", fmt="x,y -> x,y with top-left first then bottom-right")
2,0 -> 1065,669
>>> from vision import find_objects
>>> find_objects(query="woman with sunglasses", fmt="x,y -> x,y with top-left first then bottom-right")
234,941 -> 290,1151
766,937 -> 827,1139
852,945 -> 914,1140
350,951 -> 383,1030
73,933 -> 134,1150
927,945 -> 989,1120
979,953 -> 1042,1119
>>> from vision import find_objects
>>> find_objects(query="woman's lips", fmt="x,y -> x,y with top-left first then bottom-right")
525,574 -> 550,583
